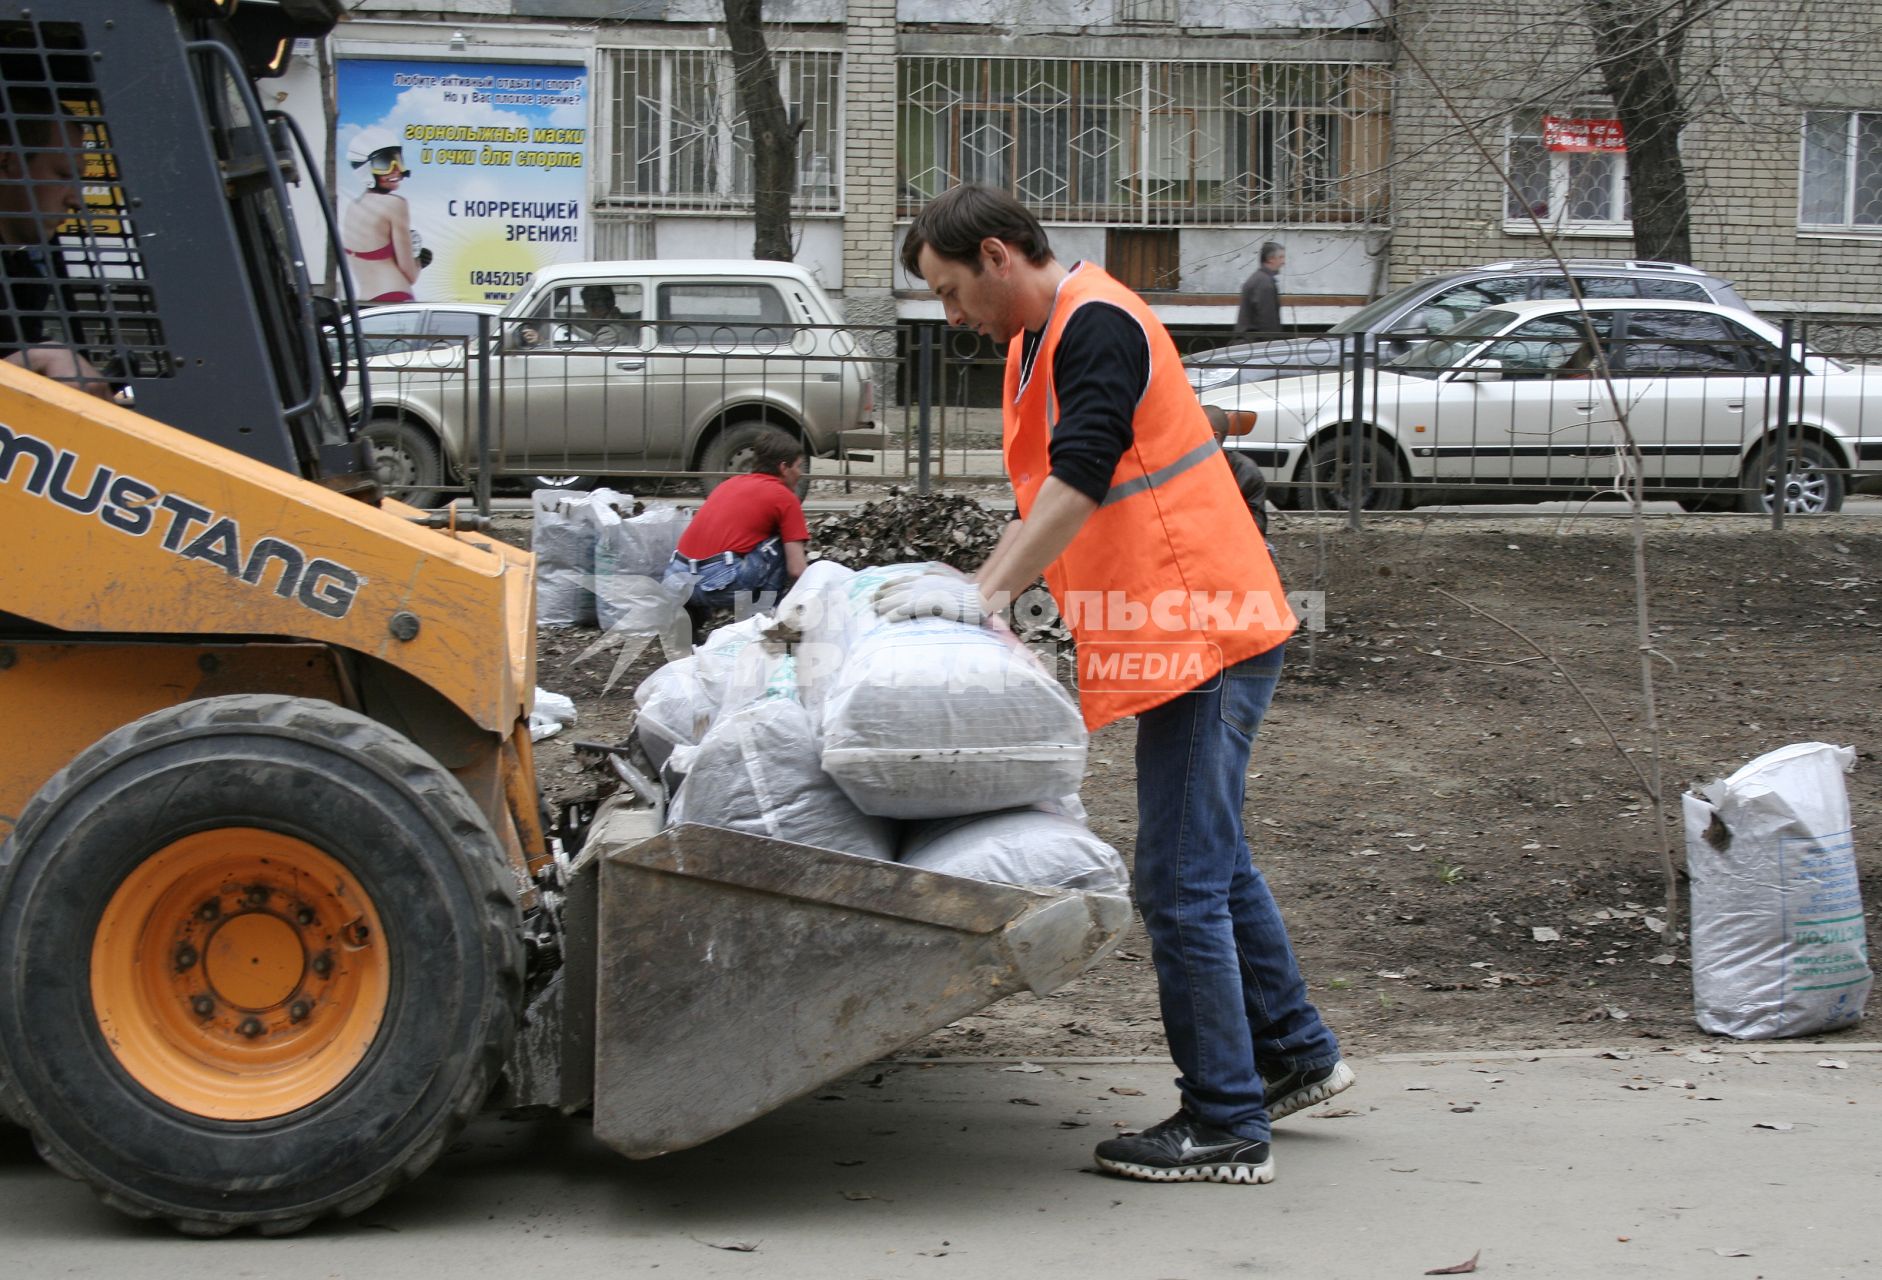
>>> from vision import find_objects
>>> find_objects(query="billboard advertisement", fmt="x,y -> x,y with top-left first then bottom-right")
335,58 -> 589,306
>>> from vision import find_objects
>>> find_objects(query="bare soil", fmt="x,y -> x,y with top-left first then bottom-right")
525,511 -> 1882,1059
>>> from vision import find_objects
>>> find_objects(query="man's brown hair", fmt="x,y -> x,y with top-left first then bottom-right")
748,428 -> 804,476
899,184 -> 1052,280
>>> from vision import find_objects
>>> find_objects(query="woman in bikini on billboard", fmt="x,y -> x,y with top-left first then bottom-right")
340,130 -> 429,303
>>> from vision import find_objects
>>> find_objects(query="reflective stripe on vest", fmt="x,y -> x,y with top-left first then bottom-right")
1100,437 -> 1222,508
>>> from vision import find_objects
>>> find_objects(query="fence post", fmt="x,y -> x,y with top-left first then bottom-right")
917,324 -> 935,495
1347,332 -> 1366,532
475,313 -> 493,519
1771,317 -> 1793,532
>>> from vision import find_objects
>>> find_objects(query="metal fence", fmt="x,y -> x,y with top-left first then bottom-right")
356,314 -> 1882,530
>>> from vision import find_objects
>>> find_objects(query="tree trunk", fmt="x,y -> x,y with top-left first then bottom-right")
721,0 -> 797,262
1584,0 -> 1693,263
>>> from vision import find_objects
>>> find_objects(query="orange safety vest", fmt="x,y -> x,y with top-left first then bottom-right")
1003,264 -> 1296,731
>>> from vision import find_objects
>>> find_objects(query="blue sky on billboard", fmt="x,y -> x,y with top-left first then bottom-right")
336,58 -> 590,306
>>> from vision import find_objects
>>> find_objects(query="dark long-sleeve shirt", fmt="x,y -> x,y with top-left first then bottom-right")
1018,299 -> 1149,505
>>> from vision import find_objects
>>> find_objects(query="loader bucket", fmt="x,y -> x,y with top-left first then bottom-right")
591,819 -> 1131,1159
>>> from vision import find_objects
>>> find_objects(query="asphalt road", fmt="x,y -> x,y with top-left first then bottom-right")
5,1045 -> 1876,1277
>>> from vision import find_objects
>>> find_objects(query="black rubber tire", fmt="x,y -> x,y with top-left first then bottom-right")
1677,492 -> 1733,513
364,418 -> 447,508
699,421 -> 809,497
1301,430 -> 1407,512
0,695 -> 522,1236
1737,437 -> 1845,516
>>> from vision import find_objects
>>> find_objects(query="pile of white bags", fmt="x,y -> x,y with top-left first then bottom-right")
812,564 -> 1087,820
668,652 -> 897,862
634,561 -> 1120,895
532,487 -> 633,627
1683,742 -> 1871,1039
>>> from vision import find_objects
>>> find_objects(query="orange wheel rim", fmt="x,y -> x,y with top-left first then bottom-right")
90,828 -> 390,1120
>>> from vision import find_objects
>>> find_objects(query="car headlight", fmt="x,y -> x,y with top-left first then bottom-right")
1187,364 -> 1245,391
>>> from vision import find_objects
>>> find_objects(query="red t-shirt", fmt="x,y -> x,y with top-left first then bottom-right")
676,472 -> 810,558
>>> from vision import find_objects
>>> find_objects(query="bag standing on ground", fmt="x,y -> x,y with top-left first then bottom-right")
1683,741 -> 1871,1039
533,487 -> 631,627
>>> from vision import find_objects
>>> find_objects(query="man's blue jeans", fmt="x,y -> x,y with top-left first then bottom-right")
666,536 -> 788,611
1133,644 -> 1341,1141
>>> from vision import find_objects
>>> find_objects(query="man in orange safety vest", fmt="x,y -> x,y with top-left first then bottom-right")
881,184 -> 1352,1185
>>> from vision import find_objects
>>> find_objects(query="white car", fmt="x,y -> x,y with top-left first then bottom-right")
1201,299 -> 1882,514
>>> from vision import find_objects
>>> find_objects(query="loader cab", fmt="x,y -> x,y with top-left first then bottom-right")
0,0 -> 376,495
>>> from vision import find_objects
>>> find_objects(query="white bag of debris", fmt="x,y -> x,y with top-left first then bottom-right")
633,656 -> 706,774
818,564 -> 1087,820
1683,742 -> 1870,1039
533,487 -> 631,627
669,671 -> 896,862
693,613 -> 781,721
900,808 -> 1127,893
593,503 -> 692,638
771,559 -> 857,711
597,503 -> 689,579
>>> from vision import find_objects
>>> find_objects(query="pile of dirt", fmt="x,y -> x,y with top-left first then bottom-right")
530,510 -> 1882,1057
805,488 -> 1009,572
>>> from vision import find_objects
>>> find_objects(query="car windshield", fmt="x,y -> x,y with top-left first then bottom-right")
1327,279 -> 1437,334
1384,307 -> 1518,378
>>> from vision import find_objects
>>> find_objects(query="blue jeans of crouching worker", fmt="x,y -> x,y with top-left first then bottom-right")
1133,643 -> 1342,1142
664,536 -> 788,612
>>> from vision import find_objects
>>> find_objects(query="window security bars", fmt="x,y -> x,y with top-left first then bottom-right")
598,47 -> 842,213
1800,110 -> 1882,232
897,57 -> 1391,224
1504,108 -> 1631,232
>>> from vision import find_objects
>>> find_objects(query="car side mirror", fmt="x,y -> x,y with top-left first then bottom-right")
1451,358 -> 1504,383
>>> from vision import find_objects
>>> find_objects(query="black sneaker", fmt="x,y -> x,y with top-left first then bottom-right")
1263,1059 -> 1355,1121
1093,1111 -> 1274,1184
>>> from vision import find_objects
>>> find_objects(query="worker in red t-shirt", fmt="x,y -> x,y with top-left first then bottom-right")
663,429 -> 809,619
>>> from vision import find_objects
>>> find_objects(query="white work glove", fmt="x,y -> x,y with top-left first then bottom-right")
871,571 -> 989,626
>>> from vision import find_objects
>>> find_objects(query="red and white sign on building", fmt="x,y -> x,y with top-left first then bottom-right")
1543,116 -> 1627,152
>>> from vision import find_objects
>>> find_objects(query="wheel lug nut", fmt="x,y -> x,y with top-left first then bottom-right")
174,945 -> 198,971
311,953 -> 332,977
244,885 -> 269,907
191,995 -> 215,1018
289,1001 -> 311,1023
296,908 -> 315,926
238,1018 -> 264,1039
198,900 -> 220,922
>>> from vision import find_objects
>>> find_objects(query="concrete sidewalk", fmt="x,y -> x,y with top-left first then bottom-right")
3,1044 -> 1876,1277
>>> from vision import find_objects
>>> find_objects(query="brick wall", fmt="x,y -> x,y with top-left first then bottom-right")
841,0 -> 899,312
1390,0 -> 1882,308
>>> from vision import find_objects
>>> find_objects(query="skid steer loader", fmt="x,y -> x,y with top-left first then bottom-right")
0,0 -> 1127,1236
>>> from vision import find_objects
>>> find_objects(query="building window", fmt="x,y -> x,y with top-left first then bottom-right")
1800,110 -> 1882,231
1504,108 -> 1631,234
897,57 -> 1390,224
1114,0 -> 1179,24
598,47 -> 842,213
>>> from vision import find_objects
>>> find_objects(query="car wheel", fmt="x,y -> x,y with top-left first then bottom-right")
1301,431 -> 1406,513
1677,492 -> 1733,513
363,418 -> 446,508
700,422 -> 807,496
1738,438 -> 1844,516
530,474 -> 598,494
0,695 -> 522,1235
